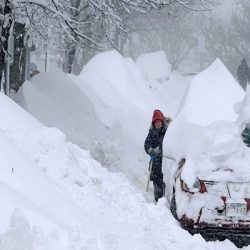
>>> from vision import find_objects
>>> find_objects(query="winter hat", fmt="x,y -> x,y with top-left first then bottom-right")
152,109 -> 164,124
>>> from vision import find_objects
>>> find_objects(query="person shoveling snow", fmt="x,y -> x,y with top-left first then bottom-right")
144,109 -> 172,202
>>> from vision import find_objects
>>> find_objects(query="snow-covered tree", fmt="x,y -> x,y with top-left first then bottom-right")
124,8 -> 203,71
0,0 -> 216,92
199,1 -> 250,75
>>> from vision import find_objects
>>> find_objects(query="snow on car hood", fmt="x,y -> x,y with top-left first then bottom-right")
165,58 -> 250,184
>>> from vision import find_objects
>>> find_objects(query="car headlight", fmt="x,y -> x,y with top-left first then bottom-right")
193,178 -> 201,190
181,178 -> 201,193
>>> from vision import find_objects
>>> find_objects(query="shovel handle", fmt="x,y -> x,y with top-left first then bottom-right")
146,160 -> 153,192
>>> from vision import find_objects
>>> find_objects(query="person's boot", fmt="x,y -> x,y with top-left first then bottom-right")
154,183 -> 162,202
154,182 -> 166,202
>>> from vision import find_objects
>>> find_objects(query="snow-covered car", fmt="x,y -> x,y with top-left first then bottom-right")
165,59 -> 250,247
169,158 -> 250,247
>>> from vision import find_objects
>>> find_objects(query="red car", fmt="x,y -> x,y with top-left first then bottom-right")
169,158 -> 250,247
164,59 -> 250,247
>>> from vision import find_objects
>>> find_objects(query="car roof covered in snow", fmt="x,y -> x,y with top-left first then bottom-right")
165,59 -> 250,183
177,58 -> 245,126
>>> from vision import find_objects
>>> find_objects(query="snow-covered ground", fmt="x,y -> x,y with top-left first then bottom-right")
0,50 -> 247,249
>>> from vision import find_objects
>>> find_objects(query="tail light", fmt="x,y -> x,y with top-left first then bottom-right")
199,180 -> 207,193
245,198 -> 250,211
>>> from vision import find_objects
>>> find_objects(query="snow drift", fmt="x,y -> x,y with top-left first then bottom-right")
0,93 -> 239,249
0,51 -> 241,249
165,58 -> 248,183
75,50 -> 189,183
136,50 -> 171,80
15,69 -> 108,148
136,51 -> 189,117
178,58 -> 244,126
78,50 -> 161,131
15,50 -> 189,188
0,93 -> 80,246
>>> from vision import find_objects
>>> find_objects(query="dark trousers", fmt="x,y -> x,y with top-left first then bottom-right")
151,156 -> 165,201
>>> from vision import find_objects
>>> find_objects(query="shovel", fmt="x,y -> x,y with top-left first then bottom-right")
146,159 -> 153,192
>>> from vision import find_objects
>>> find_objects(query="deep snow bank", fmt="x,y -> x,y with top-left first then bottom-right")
178,58 -> 244,126
78,50 -> 161,128
15,50 -> 189,187
0,93 -> 82,247
75,50 -> 188,185
136,50 -> 171,80
80,50 -> 159,112
136,51 -> 189,117
2,52 -> 243,249
77,49 -> 188,142
0,94 -> 240,250
15,69 -> 108,147
166,58 -> 248,183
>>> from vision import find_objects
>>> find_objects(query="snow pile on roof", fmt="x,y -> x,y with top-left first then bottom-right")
136,51 -> 171,80
165,58 -> 249,182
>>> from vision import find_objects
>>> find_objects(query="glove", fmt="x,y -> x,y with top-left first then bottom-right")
153,146 -> 161,155
165,117 -> 172,125
165,117 -> 172,122
148,146 -> 161,156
